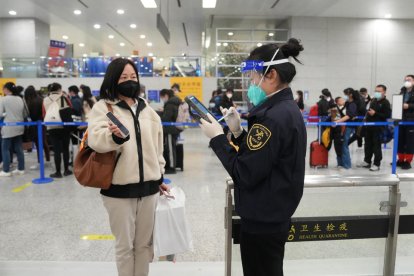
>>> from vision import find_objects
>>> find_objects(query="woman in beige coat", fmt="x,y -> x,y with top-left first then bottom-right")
88,58 -> 169,276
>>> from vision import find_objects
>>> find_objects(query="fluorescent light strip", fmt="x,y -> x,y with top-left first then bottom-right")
203,0 -> 217,8
141,0 -> 157,8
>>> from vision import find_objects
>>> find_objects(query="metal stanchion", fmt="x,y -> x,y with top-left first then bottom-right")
391,123 -> 400,175
32,121 -> 53,184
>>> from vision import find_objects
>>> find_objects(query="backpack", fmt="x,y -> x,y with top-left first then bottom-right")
44,96 -> 62,125
175,102 -> 190,131
308,104 -> 319,122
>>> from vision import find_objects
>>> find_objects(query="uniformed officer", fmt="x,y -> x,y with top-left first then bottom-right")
199,38 -> 307,276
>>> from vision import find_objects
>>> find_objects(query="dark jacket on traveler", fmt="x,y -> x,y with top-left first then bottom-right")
71,95 -> 83,117
401,88 -> 414,121
161,95 -> 182,135
365,97 -> 391,123
209,88 -> 307,234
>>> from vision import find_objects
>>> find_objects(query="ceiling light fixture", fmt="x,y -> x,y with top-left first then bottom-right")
228,32 -> 234,36
257,43 -> 263,47
115,53 -> 120,57
79,43 -> 85,47
62,35 -> 69,40
385,13 -> 392,19
148,53 -> 154,57
120,42 -> 125,47
74,10 -> 82,15
83,54 -> 88,57
108,35 -> 114,39
9,10 -> 17,16
202,0 -> 217,8
147,42 -> 153,47
117,9 -> 125,14
268,32 -> 274,37
159,58 -> 164,61
130,24 -> 137,29
216,43 -> 221,46
94,24 -> 101,29
223,42 -> 228,46
140,34 -> 146,39
140,0 -> 157,8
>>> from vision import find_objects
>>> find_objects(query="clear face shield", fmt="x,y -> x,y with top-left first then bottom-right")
241,48 -> 289,106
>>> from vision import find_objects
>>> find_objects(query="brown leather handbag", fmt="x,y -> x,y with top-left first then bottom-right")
74,104 -> 117,190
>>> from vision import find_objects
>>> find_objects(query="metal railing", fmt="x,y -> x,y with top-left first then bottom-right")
224,174 -> 410,276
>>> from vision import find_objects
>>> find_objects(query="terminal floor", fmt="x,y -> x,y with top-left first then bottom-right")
0,127 -> 413,275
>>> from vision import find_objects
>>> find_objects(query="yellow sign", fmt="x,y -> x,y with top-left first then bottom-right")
247,124 -> 272,151
288,222 -> 349,241
0,78 -> 17,96
80,234 -> 115,240
12,182 -> 32,193
170,77 -> 203,101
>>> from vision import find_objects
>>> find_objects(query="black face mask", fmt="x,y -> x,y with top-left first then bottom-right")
116,80 -> 139,98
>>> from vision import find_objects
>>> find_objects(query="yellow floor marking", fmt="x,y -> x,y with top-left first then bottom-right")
80,234 -> 115,240
12,182 -> 32,193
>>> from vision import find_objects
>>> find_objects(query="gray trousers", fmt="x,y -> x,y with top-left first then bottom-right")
102,193 -> 158,276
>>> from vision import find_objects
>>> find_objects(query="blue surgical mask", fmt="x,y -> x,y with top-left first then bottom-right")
247,84 -> 267,106
374,92 -> 382,100
344,95 -> 349,101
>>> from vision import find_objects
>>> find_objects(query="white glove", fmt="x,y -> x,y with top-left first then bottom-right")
200,113 -> 224,139
220,106 -> 242,134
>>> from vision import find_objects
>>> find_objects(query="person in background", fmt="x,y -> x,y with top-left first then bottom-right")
220,88 -> 236,110
334,88 -> 359,169
208,90 -> 218,112
212,88 -> 223,115
295,90 -> 305,111
68,85 -> 82,117
159,88 -> 182,174
24,85 -> 51,170
43,82 -> 73,178
346,87 -> 366,148
359,87 -> 371,108
396,74 -> 414,170
80,85 -> 97,122
357,84 -> 391,171
87,58 -> 169,276
199,38 -> 306,276
0,82 -> 27,177
333,97 -> 346,168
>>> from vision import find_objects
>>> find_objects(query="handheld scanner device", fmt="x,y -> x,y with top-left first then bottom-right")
106,112 -> 130,138
184,95 -> 215,123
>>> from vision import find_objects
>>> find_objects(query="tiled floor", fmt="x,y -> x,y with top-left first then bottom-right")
0,127 -> 413,275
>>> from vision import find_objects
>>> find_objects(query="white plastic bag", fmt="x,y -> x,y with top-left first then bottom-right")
153,187 -> 193,257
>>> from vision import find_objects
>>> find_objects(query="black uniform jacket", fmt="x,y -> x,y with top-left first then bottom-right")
210,87 -> 307,234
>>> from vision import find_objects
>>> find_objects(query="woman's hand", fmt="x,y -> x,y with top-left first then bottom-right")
108,122 -> 123,138
159,183 -> 171,196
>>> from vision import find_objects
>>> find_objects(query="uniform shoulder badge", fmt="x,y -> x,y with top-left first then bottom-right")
247,124 -> 272,151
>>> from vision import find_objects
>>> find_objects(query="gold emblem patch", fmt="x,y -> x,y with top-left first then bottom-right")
247,124 -> 272,151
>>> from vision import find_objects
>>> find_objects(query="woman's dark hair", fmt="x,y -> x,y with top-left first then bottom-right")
216,88 -> 223,95
349,88 -> 362,103
247,38 -> 304,84
226,88 -> 234,94
82,85 -> 95,108
159,89 -> 174,98
3,82 -> 17,95
343,87 -> 354,96
211,90 -> 217,98
321,88 -> 332,98
24,85 -> 38,104
48,82 -> 62,92
100,58 -> 140,100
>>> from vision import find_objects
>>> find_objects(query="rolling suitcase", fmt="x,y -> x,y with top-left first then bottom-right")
310,140 -> 328,168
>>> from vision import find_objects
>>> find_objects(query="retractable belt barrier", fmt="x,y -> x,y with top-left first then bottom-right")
0,120 -> 413,183
224,174 -> 414,276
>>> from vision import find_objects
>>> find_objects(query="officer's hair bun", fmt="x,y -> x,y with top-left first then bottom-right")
281,38 -> 304,63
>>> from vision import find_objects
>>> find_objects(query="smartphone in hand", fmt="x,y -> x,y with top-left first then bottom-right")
106,112 -> 130,138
